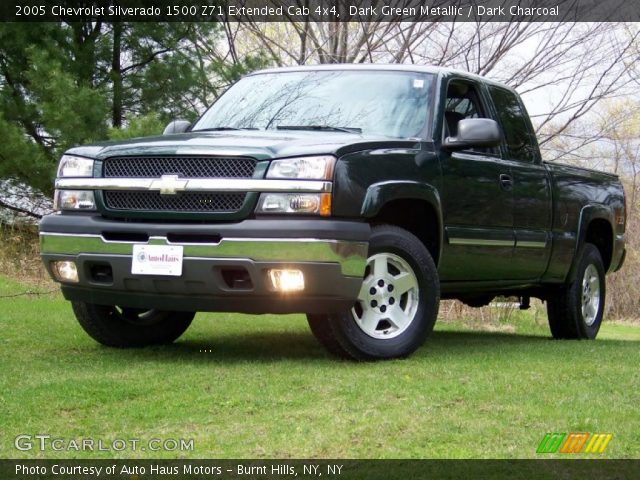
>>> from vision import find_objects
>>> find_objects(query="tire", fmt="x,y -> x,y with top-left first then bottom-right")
307,225 -> 440,360
71,302 -> 195,348
546,243 -> 606,340
307,314 -> 353,359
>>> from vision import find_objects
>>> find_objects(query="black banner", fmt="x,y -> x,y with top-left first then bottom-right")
2,460 -> 640,480
1,0 -> 640,22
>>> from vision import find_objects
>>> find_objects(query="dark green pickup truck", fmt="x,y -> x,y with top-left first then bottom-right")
39,65 -> 626,359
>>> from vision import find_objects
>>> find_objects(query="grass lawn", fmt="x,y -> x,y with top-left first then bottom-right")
1,274 -> 639,459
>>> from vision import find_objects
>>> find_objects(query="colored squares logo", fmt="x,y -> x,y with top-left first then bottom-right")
537,432 -> 613,454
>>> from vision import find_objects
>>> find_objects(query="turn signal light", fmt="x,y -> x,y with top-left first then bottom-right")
319,193 -> 331,217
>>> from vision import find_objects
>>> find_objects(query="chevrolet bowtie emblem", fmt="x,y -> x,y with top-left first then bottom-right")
150,175 -> 188,195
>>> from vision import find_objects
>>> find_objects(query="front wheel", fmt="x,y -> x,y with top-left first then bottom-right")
308,225 -> 440,360
72,302 -> 195,347
546,243 -> 606,339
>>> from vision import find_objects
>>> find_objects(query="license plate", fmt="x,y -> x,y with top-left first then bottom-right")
131,244 -> 183,277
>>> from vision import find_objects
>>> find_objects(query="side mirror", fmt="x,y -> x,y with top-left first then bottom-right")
443,118 -> 501,150
163,119 -> 191,135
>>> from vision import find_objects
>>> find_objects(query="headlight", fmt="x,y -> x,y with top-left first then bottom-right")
54,190 -> 97,211
256,193 -> 331,216
57,155 -> 94,177
267,155 -> 335,180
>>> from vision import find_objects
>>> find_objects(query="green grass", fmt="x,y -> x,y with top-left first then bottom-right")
1,274 -> 639,459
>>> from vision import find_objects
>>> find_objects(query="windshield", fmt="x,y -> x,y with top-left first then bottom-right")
192,70 -> 434,139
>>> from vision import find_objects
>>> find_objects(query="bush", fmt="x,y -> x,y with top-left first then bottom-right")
0,223 -> 45,282
606,191 -> 639,321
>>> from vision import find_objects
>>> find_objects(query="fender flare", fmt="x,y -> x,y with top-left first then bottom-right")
360,180 -> 443,264
566,203 -> 614,283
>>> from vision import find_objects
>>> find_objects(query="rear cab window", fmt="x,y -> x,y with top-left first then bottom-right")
487,86 -> 540,163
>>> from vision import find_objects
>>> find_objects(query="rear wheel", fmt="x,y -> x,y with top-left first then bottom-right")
72,302 -> 195,347
547,243 -> 606,339
307,225 -> 439,360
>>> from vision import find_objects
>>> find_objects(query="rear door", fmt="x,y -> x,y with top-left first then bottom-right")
486,85 -> 552,280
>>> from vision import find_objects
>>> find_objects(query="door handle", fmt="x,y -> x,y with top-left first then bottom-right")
499,174 -> 513,190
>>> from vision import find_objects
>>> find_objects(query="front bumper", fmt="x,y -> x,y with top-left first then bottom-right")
39,214 -> 369,314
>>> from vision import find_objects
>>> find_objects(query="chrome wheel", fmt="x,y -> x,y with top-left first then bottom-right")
351,252 -> 420,339
547,244 -> 606,340
581,264 -> 601,326
308,225 -> 439,359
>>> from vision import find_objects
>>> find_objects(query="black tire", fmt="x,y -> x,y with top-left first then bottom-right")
546,243 -> 606,340
307,314 -> 353,359
71,302 -> 195,347
307,225 -> 440,360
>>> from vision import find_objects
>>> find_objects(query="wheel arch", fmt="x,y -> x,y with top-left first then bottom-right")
568,204 -> 615,282
360,181 -> 443,266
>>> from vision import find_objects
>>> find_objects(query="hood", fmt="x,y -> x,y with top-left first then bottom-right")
65,130 -> 421,161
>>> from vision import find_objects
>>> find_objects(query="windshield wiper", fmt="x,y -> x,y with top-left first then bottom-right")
193,127 -> 258,132
276,125 -> 362,134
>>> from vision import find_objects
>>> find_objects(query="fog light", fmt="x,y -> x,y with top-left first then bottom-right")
51,261 -> 79,283
268,269 -> 305,292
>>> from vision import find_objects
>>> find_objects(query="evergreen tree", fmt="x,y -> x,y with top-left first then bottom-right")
0,22 -> 271,198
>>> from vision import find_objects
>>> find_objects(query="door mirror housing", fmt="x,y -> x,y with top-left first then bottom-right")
163,119 -> 191,135
443,118 -> 501,150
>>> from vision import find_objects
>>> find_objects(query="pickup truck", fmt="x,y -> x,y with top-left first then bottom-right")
39,65 -> 626,360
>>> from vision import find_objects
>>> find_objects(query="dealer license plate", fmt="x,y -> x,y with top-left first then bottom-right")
131,244 -> 183,277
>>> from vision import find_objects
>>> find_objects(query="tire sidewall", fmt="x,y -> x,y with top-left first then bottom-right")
73,302 -> 194,347
572,244 -> 606,339
331,225 -> 440,359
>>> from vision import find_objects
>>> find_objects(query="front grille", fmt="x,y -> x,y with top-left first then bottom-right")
103,155 -> 257,178
104,191 -> 246,213
101,155 -> 256,215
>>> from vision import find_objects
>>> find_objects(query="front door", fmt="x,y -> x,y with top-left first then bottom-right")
438,79 -> 516,281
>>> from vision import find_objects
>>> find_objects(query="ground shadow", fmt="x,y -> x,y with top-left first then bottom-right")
98,330 -> 329,364
91,326 -> 637,364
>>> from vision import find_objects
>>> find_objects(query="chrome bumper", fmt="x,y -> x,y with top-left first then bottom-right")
40,233 -> 367,277
38,216 -> 370,314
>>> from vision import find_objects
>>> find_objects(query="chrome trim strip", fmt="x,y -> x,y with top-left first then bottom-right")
515,240 -> 547,249
40,232 -> 347,245
448,238 -> 514,247
40,233 -> 367,277
449,237 -> 548,248
55,178 -> 332,193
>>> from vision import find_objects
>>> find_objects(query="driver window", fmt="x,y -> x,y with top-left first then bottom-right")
444,81 -> 496,155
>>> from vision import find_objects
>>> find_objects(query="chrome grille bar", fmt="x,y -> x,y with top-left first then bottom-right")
55,178 -> 333,193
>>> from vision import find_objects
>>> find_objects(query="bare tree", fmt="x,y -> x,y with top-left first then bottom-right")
598,101 -> 640,204
233,19 -> 639,161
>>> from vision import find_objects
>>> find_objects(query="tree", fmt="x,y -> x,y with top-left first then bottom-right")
1,24 -> 121,194
239,20 -> 640,160
597,101 -> 639,205
0,21 -> 271,212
